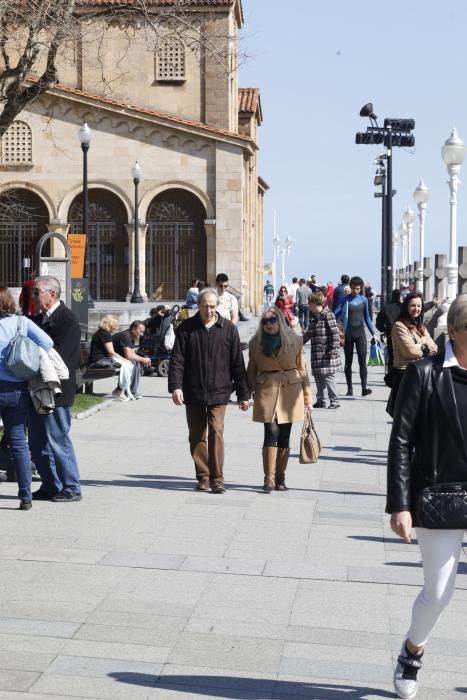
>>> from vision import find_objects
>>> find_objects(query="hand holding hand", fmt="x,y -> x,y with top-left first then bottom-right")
390,511 -> 412,544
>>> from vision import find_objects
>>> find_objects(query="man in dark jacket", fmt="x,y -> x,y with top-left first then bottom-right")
168,287 -> 250,493
28,275 -> 82,502
331,274 -> 350,312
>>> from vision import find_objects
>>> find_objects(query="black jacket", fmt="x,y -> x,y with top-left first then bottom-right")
168,313 -> 249,405
386,352 -> 467,524
40,303 -> 81,407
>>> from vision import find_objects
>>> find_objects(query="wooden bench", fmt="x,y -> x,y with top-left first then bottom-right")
76,340 -> 118,394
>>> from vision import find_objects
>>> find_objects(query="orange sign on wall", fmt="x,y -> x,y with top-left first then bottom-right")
68,233 -> 86,279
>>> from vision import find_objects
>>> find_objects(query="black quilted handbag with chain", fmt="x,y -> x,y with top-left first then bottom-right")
416,483 -> 467,529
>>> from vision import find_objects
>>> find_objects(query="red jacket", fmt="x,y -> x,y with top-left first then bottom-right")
275,294 -> 295,324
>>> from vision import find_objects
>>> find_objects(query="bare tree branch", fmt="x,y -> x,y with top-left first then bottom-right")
0,0 -> 250,138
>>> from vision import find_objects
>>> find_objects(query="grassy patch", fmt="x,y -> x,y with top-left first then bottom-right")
72,393 -> 108,415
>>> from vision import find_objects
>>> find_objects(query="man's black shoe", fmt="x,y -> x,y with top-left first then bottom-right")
313,401 -> 326,408
362,388 -> 372,397
32,487 -> 55,500
51,490 -> 82,502
345,388 -> 353,396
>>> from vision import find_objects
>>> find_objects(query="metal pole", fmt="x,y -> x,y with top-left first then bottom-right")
130,176 -> 143,303
380,170 -> 387,306
417,205 -> 426,292
82,143 -> 90,283
385,127 -> 393,300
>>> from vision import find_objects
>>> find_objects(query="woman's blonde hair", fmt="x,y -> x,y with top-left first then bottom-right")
253,306 -> 295,354
98,314 -> 119,333
0,286 -> 16,315
448,294 -> 467,331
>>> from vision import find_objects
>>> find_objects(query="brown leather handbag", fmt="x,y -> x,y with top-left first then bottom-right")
299,413 -> 321,464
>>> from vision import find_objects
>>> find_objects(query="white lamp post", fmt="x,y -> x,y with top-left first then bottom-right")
272,233 -> 280,294
280,235 -> 292,283
402,205 -> 415,268
392,229 -> 398,289
398,222 -> 407,274
413,179 -> 430,292
441,127 -> 465,302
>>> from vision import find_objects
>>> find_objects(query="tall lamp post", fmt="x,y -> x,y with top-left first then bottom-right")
130,161 -> 143,303
441,127 -> 465,303
280,235 -> 291,283
413,180 -> 430,292
272,230 -> 280,294
398,222 -> 407,284
78,123 -> 92,286
402,205 -> 414,270
392,229 -> 398,290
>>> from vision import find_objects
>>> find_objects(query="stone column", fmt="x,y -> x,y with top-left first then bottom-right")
434,254 -> 447,301
125,222 -> 148,302
412,262 -> 419,287
458,246 -> 467,294
204,219 -> 216,286
422,256 -> 434,301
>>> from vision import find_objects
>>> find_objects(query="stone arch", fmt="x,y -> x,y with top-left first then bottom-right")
139,181 -> 214,222
145,188 -> 207,300
0,182 -> 56,221
0,187 -> 50,287
58,182 -> 132,223
68,188 -> 129,301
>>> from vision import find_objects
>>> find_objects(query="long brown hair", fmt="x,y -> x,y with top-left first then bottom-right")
0,286 -> 16,316
399,292 -> 425,332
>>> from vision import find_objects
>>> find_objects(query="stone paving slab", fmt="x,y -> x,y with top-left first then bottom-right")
1,358 -> 467,697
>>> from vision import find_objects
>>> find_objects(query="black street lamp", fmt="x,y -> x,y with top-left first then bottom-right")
78,122 -> 92,288
355,103 -> 415,305
130,161 -> 143,303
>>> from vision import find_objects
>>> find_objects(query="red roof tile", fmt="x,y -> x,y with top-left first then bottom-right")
31,78 -> 256,149
238,87 -> 262,124
238,88 -> 259,114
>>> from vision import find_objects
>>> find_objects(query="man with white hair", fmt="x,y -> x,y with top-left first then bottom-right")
169,287 -> 250,493
28,275 -> 82,502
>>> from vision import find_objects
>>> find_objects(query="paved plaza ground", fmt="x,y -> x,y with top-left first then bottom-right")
0,351 -> 467,699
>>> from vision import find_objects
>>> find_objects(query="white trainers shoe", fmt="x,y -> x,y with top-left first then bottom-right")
393,641 -> 423,699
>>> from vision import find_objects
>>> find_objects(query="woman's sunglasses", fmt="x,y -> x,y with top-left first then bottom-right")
261,317 -> 278,326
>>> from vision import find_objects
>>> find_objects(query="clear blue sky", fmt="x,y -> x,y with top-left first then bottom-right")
240,0 -> 467,292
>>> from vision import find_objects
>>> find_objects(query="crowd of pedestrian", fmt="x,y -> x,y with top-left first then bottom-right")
3,265 -> 467,700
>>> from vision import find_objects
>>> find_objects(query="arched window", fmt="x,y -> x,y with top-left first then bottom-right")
0,189 -> 49,286
68,190 -> 128,301
146,189 -> 206,300
156,37 -> 186,82
1,121 -> 33,165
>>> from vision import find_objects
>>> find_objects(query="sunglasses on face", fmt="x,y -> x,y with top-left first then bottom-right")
261,317 -> 278,326
218,284 -> 229,288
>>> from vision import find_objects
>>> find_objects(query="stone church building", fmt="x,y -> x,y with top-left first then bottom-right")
0,0 -> 267,312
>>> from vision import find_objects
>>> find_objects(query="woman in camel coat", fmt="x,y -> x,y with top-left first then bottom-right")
247,306 -> 312,492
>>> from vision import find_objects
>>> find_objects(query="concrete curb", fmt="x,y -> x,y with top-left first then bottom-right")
72,397 -> 114,420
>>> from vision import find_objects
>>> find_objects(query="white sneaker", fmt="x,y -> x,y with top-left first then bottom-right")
393,641 -> 423,699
